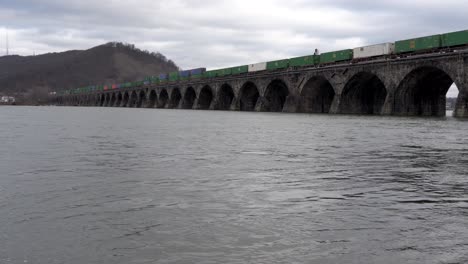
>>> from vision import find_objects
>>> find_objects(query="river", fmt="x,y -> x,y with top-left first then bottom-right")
0,106 -> 467,264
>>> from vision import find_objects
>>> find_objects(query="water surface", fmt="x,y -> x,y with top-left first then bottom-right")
0,106 -> 467,264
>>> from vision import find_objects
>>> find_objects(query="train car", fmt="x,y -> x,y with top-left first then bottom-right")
231,65 -> 249,75
289,55 -> 319,67
353,43 -> 395,59
320,49 -> 353,64
179,70 -> 191,80
190,68 -> 206,78
150,76 -> 159,84
159,73 -> 168,83
203,70 -> 218,78
169,72 -> 179,82
441,30 -> 468,48
248,62 -> 267,72
266,59 -> 290,70
395,35 -> 441,54
217,68 -> 232,76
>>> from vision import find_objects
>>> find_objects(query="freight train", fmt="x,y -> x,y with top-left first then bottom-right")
62,29 -> 468,95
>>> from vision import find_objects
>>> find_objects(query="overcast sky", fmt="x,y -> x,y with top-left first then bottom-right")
1,0 -> 466,96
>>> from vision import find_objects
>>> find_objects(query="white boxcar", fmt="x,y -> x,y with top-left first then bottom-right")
248,62 -> 267,72
353,43 -> 395,59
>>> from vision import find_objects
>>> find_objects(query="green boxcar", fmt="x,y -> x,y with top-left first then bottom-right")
204,70 -> 218,78
266,59 -> 290,70
191,74 -> 202,79
320,49 -> 353,63
289,55 -> 320,67
169,72 -> 179,81
151,77 -> 159,84
395,35 -> 441,54
442,30 -> 468,47
231,65 -> 249,75
218,68 -> 232,76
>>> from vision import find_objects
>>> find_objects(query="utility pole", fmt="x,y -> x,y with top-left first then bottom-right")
6,30 -> 9,56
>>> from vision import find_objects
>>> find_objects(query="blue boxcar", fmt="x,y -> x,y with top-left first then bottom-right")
179,70 -> 191,78
159,74 -> 168,80
190,68 -> 206,76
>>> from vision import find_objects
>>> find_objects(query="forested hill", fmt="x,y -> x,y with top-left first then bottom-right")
0,42 -> 179,103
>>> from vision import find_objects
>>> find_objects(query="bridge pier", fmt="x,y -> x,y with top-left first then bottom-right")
255,96 -> 267,112
282,95 -> 299,113
381,92 -> 395,115
192,98 -> 200,110
329,94 -> 341,114
231,97 -> 240,111
454,80 -> 468,117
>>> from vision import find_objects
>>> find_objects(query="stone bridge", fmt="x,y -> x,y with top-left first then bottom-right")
55,50 -> 468,117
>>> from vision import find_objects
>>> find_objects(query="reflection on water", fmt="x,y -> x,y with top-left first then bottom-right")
0,106 -> 467,264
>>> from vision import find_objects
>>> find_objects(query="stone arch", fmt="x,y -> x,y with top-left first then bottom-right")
216,83 -> 235,110
264,79 -> 289,112
340,72 -> 387,115
158,89 -> 169,108
239,81 -> 260,111
129,91 -> 138,107
182,87 -> 197,109
148,90 -> 157,108
137,90 -> 146,108
198,85 -> 214,110
122,91 -> 130,107
393,66 -> 455,116
300,76 -> 335,113
116,93 -> 123,107
169,88 -> 182,108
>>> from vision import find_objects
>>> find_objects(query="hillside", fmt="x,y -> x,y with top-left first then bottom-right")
0,42 -> 179,104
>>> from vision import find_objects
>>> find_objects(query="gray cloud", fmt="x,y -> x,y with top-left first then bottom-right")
0,0 -> 465,95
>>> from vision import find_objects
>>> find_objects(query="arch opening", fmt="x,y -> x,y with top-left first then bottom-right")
264,80 -> 289,112
198,86 -> 213,110
240,82 -> 259,111
148,90 -> 157,108
446,84 -> 459,115
182,87 -> 196,109
158,89 -> 169,108
217,84 -> 234,110
340,72 -> 387,115
394,67 -> 455,117
137,90 -> 146,108
169,88 -> 182,108
300,76 -> 335,113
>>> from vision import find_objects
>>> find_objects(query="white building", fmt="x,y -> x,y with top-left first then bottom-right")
1,96 -> 15,103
